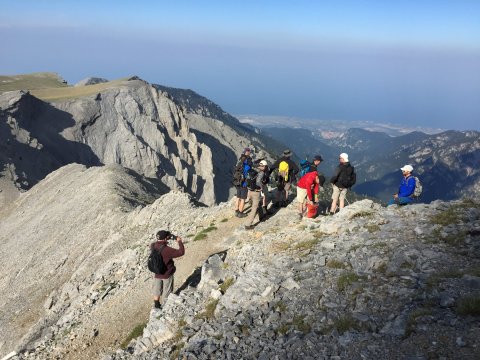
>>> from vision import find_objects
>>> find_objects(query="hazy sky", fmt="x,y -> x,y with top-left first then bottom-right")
1,0 -> 479,130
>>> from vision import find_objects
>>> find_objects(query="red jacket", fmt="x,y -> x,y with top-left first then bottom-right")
297,171 -> 319,201
150,240 -> 185,279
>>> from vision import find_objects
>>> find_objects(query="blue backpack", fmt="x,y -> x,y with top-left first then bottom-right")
299,159 -> 311,178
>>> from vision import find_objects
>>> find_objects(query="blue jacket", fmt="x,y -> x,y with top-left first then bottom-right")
398,176 -> 416,197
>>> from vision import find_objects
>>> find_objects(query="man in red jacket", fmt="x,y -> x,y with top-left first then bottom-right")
150,230 -> 185,309
296,171 -> 320,220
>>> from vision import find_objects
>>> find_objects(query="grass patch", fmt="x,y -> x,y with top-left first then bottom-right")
292,315 -> 311,334
370,242 -> 387,249
365,224 -> 381,233
220,218 -> 229,223
333,315 -> 359,334
406,308 -> 433,336
429,199 -> 479,226
170,342 -> 185,360
326,259 -> 346,269
195,298 -> 219,320
311,230 -> 324,239
349,244 -> 362,252
219,278 -> 235,293
376,262 -> 387,274
240,324 -> 250,335
276,324 -> 289,335
193,225 -> 218,241
271,241 -> 291,253
293,238 -> 320,252
352,211 -> 373,219
120,322 -> 147,349
337,272 -> 361,291
275,301 -> 287,313
426,270 -> 464,290
456,295 -> 480,316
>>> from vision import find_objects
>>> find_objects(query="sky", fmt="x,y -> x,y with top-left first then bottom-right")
1,0 -> 479,130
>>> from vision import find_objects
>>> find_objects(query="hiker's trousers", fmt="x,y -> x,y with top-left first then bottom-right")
152,275 -> 174,305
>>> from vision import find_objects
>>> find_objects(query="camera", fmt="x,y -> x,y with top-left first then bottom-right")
170,234 -> 178,241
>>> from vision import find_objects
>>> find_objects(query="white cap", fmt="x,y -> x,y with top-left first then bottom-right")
400,165 -> 413,172
339,153 -> 349,162
259,160 -> 268,166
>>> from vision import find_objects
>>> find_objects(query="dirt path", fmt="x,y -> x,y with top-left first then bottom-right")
63,206 -> 249,359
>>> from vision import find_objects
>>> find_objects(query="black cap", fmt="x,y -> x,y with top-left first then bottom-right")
313,155 -> 323,161
156,230 -> 171,240
283,149 -> 292,156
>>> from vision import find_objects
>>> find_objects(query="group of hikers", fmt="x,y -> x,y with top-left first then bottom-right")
233,147 -> 358,230
233,147 -> 422,230
147,148 -> 422,309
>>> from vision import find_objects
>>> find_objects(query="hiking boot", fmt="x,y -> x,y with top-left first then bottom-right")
245,225 -> 254,230
281,201 -> 288,207
154,301 -> 161,309
235,209 -> 240,216
237,212 -> 247,218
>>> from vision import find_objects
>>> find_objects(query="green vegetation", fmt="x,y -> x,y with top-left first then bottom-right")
195,298 -> 219,320
426,228 -> 467,246
193,225 -> 218,241
220,218 -> 229,223
426,269 -> 464,290
276,323 -> 289,335
293,238 -> 320,252
456,295 -> 480,316
275,301 -> 287,313
240,324 -> 250,335
121,322 -> 147,349
406,308 -> 433,337
335,315 -> 359,334
365,224 -> 381,233
337,272 -> 361,291
352,211 -> 373,219
170,342 -> 185,360
292,315 -> 312,334
219,278 -> 235,293
0,73 -> 68,93
430,199 -> 480,226
370,242 -> 387,249
326,259 -> 346,269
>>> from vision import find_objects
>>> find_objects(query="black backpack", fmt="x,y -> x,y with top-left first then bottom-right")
246,168 -> 259,190
232,161 -> 244,186
148,245 -> 167,274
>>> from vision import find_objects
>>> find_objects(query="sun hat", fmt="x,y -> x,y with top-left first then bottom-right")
400,165 -> 413,172
283,149 -> 292,156
339,153 -> 349,162
259,160 -> 268,166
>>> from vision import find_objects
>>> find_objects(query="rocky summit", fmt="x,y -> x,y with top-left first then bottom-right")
10,196 -> 480,360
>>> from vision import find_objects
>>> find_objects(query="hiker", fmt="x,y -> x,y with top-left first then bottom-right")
311,155 -> 326,191
270,149 -> 299,207
258,159 -> 272,216
245,160 -> 268,230
387,165 -> 416,206
329,153 -> 356,214
297,170 -> 320,220
151,230 -> 185,309
233,148 -> 253,218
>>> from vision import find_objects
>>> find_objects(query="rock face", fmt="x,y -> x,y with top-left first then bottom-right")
1,163 -> 480,359
104,198 -> 478,360
74,77 -> 109,86
1,78 -> 272,207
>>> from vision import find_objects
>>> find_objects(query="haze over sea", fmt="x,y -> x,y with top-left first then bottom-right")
1,0 -> 479,131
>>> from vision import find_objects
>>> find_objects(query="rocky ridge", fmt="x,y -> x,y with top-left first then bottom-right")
113,199 -> 480,359
9,196 -> 480,359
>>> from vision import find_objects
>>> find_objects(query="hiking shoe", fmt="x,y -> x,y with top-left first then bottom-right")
298,213 -> 303,220
245,225 -> 254,230
237,212 -> 247,218
235,210 -> 240,216
154,301 -> 162,309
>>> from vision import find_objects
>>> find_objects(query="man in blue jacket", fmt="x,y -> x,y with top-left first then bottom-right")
387,165 -> 416,206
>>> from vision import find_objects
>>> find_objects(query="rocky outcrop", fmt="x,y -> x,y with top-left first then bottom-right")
1,78 -> 260,206
103,199 -> 479,359
74,77 -> 109,86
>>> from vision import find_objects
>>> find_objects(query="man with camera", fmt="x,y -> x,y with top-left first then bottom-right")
150,230 -> 185,309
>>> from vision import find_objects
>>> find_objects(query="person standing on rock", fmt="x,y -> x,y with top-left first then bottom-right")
329,153 -> 356,214
270,149 -> 299,207
245,160 -> 268,230
233,148 -> 253,218
151,230 -> 185,309
311,155 -> 326,195
387,165 -> 416,206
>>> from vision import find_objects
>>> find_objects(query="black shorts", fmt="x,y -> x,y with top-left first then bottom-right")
236,186 -> 248,199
